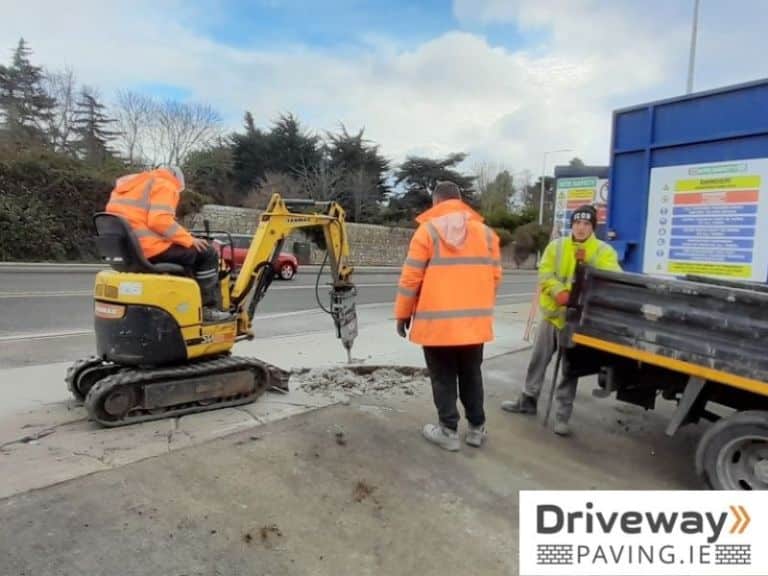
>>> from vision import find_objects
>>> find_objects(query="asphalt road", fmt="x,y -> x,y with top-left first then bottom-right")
0,266 -> 537,367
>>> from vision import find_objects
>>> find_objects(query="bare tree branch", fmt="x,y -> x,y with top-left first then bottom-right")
42,67 -> 77,153
113,90 -> 153,166
155,100 -> 222,166
113,93 -> 222,167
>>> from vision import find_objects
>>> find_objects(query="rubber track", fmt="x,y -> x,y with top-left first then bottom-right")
65,356 -> 104,402
84,355 -> 289,427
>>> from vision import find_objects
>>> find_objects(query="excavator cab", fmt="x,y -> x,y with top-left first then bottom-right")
67,195 -> 357,427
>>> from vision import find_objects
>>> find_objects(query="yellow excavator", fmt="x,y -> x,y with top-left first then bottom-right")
66,194 -> 358,427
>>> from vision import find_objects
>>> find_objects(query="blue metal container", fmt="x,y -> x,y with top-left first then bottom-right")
608,79 -> 768,276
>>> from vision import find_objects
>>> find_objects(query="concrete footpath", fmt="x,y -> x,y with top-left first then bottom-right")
0,304 -> 530,500
0,302 -> 705,576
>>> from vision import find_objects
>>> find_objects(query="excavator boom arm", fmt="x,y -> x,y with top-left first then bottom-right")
230,194 -> 357,355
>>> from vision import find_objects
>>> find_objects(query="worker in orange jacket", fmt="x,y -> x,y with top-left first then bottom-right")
105,166 -> 229,322
394,181 -> 502,451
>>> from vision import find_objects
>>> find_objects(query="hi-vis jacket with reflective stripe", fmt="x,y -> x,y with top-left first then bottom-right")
539,233 -> 621,329
394,199 -> 502,346
105,169 -> 194,259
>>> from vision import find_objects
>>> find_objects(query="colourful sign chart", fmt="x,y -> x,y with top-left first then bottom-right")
554,177 -> 608,237
642,159 -> 768,281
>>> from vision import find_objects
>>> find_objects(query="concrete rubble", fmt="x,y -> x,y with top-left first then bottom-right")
292,366 -> 430,398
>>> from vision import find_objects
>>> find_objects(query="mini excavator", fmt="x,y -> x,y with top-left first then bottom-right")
66,194 -> 358,427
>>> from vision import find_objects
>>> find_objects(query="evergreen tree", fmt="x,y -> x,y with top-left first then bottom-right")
326,126 -> 390,221
0,38 -> 55,145
71,87 -> 119,166
391,152 -> 477,217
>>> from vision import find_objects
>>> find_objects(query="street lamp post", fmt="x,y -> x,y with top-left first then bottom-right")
538,149 -> 572,226
687,0 -> 701,94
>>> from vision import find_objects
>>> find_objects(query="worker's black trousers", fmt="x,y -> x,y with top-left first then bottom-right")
150,245 -> 220,307
423,344 -> 485,431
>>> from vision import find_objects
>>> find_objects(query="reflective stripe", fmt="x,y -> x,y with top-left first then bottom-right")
426,223 -> 441,258
149,203 -> 175,213
141,178 -> 154,206
134,229 -> 161,238
414,308 -> 494,320
108,197 -> 148,209
541,307 -> 565,320
162,222 -> 181,239
548,282 -> 566,296
554,238 -> 565,282
196,271 -> 218,279
424,222 -> 499,268
431,256 -> 498,266
397,286 -> 418,298
405,258 -> 427,269
485,225 -> 493,251
108,178 -> 155,210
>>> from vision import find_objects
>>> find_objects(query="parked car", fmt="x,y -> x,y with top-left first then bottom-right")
212,234 -> 298,280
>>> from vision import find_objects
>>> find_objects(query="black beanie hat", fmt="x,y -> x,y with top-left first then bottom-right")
571,204 -> 597,229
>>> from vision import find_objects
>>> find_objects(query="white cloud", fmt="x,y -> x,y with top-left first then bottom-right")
1,0 -> 766,178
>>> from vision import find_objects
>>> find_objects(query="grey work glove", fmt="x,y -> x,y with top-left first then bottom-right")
396,318 -> 411,338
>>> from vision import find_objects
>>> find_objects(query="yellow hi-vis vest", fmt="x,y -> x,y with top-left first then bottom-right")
538,234 -> 621,329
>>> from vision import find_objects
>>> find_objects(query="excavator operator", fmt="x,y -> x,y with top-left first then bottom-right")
104,166 -> 229,322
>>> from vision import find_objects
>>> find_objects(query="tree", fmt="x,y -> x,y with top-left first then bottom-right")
266,113 -> 321,175
114,90 -> 153,167
569,157 -> 585,168
244,171 -> 306,210
42,67 -> 78,154
479,170 -> 515,214
325,125 -> 390,221
522,176 -> 555,222
183,143 -> 237,205
71,86 -> 119,167
231,112 -> 270,195
231,112 -> 321,201
152,100 -> 222,166
0,38 -> 55,145
392,152 -> 476,217
294,150 -> 344,202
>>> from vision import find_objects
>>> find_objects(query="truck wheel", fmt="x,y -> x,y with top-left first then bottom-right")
695,410 -> 768,490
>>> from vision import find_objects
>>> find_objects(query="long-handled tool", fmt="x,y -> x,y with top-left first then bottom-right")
542,347 -> 564,428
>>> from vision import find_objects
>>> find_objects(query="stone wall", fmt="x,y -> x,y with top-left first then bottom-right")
184,205 -> 413,266
185,204 -> 531,267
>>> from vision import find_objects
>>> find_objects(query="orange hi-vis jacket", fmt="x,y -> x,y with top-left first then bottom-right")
394,199 -> 502,346
105,169 -> 195,259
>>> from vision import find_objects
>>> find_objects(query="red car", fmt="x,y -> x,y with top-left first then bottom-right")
212,233 -> 299,280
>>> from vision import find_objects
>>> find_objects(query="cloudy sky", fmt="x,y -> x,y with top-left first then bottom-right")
2,0 -> 766,175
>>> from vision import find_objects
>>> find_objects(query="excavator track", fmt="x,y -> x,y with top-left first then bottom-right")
84,355 -> 290,427
66,356 -> 123,402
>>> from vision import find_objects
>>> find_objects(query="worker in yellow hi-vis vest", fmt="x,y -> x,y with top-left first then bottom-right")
502,205 -> 621,436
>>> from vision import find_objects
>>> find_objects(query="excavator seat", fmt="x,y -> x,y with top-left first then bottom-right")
93,212 -> 188,276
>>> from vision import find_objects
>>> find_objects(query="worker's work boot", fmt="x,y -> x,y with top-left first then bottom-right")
501,393 -> 537,415
422,424 -> 460,452
203,307 -> 231,322
465,423 -> 487,448
553,418 -> 572,437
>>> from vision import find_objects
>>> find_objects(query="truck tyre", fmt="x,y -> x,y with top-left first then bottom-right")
695,410 -> 768,490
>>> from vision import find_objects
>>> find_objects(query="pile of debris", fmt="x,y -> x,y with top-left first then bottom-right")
291,366 -> 430,398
